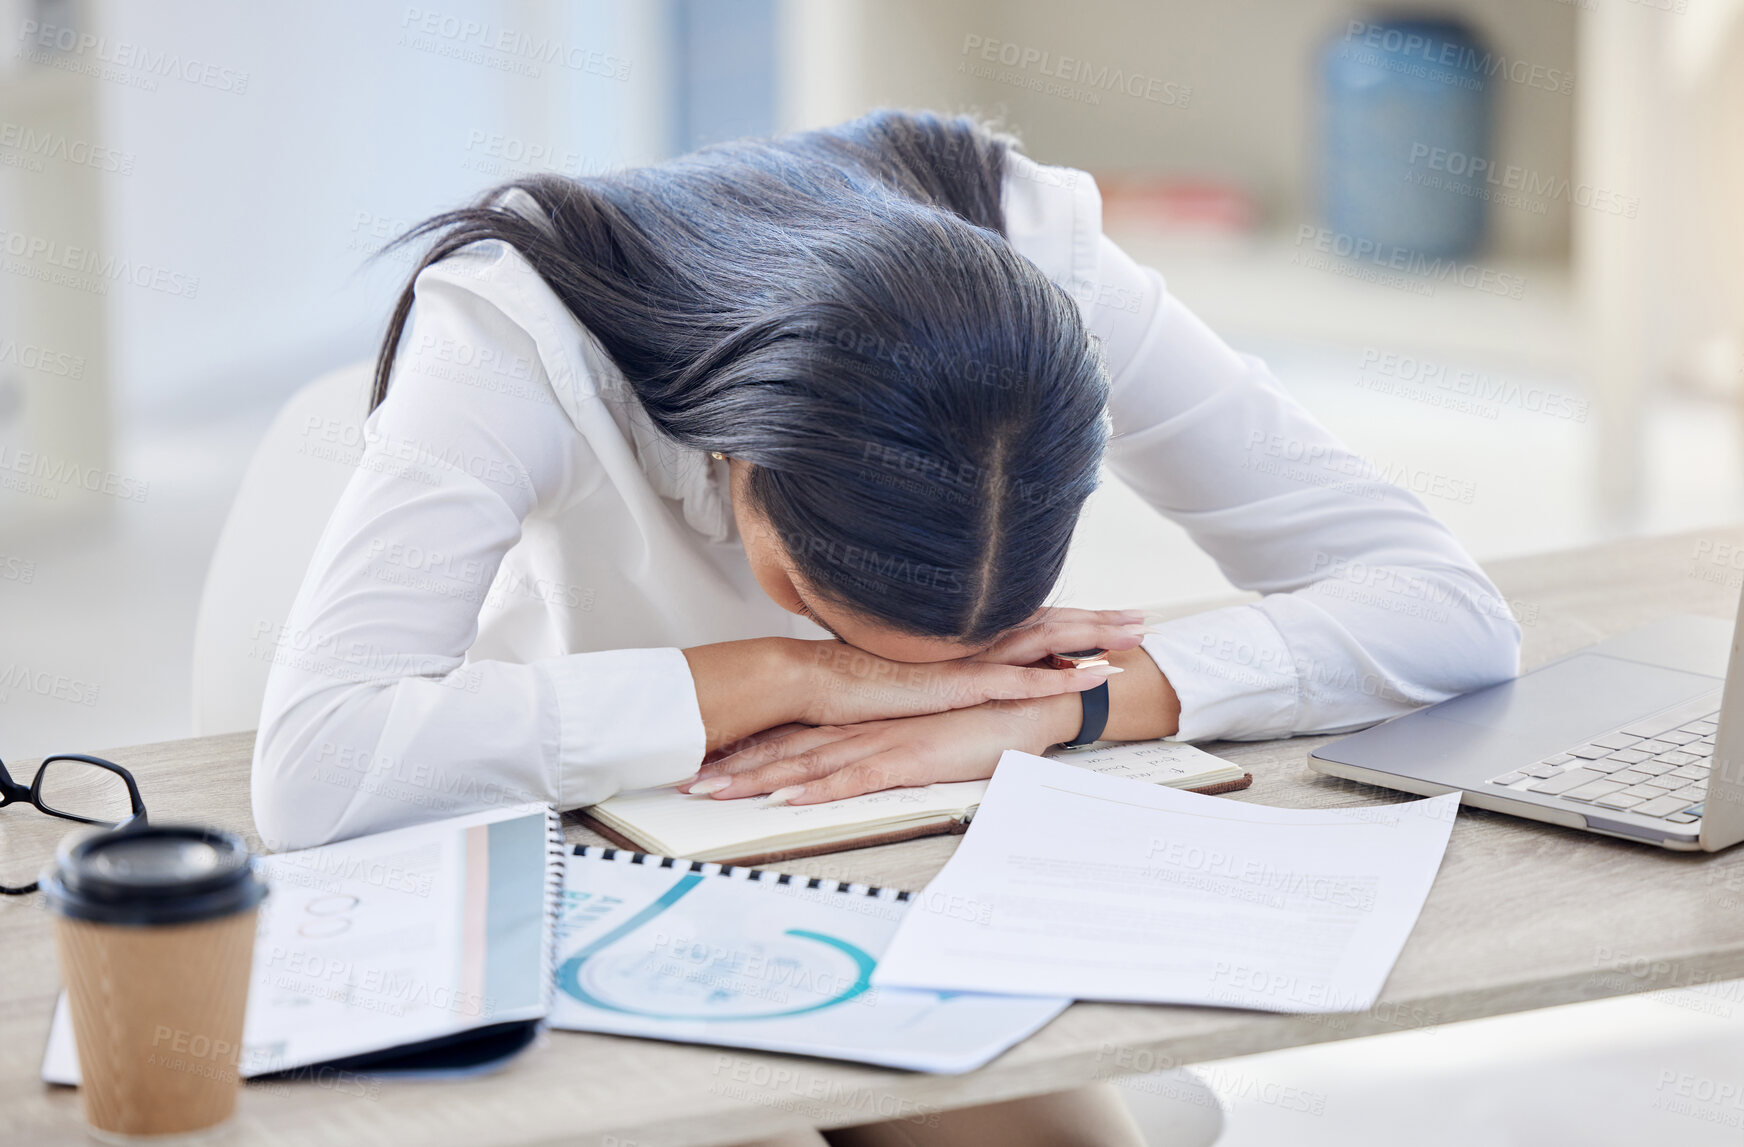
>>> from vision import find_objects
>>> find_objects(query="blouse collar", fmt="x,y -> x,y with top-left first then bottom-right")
488,186 -> 736,545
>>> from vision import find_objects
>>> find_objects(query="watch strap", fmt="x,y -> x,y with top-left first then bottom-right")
1059,682 -> 1110,749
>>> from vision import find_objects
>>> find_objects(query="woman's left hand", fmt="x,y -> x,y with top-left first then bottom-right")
971,606 -> 1150,667
677,694 -> 1080,804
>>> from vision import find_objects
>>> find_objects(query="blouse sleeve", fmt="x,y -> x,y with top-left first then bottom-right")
251,245 -> 706,850
1003,152 -> 1522,742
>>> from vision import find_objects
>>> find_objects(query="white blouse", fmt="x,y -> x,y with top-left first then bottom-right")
251,151 -> 1521,850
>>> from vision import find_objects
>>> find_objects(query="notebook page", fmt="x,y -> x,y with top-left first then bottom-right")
589,740 -> 1238,857
1051,740 -> 1242,784
590,779 -> 987,858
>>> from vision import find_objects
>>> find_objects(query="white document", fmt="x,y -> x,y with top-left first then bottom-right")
874,751 -> 1459,1013
548,848 -> 1069,1073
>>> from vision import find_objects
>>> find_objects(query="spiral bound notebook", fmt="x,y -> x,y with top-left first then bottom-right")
43,802 -> 565,1085
583,739 -> 1253,865
548,844 -> 1070,1073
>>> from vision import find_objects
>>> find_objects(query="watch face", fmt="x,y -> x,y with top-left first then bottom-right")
1048,648 -> 1110,669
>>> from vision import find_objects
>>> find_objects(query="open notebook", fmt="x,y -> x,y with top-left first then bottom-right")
582,740 -> 1252,864
43,803 -> 562,1085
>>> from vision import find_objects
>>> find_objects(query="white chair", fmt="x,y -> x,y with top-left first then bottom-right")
190,361 -> 373,736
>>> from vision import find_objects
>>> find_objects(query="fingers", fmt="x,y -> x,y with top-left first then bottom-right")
785,607 -> 1150,729
692,732 -> 890,800
1023,606 -> 1147,627
700,722 -> 811,766
679,725 -> 851,791
976,609 -> 1150,666
959,661 -> 1121,704
780,751 -> 923,805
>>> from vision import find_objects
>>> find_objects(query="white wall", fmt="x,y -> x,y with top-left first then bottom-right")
91,0 -> 669,419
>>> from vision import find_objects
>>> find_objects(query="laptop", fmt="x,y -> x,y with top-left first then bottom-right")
1308,587 -> 1744,852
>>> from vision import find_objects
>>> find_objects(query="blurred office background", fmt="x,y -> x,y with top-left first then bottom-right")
2,0 -> 1743,1142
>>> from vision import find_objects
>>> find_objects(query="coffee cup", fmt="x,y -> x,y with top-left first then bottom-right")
40,824 -> 268,1140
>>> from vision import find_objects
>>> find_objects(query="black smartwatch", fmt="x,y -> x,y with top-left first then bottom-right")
1047,648 -> 1110,749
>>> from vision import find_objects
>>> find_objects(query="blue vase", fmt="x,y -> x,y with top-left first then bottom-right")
1320,15 -> 1493,259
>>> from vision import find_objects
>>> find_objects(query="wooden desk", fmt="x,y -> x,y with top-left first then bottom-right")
7,527 -> 1743,1146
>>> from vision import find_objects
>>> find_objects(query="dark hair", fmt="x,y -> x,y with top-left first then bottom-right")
372,109 -> 1109,646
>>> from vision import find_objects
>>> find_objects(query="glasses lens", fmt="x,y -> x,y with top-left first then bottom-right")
36,759 -> 134,824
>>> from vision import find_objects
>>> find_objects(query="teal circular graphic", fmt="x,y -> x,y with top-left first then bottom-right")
557,874 -> 877,1022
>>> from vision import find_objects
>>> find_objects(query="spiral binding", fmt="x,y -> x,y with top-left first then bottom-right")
569,843 -> 911,902
542,806 -> 566,1009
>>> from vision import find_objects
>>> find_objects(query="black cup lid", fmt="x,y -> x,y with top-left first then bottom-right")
40,824 -> 268,925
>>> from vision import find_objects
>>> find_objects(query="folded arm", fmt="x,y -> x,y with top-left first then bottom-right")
250,253 -> 714,850
1093,234 -> 1522,741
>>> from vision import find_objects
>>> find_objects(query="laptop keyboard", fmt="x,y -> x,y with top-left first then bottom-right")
1486,708 -> 1718,825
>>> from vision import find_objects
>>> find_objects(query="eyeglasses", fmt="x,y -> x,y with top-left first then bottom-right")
0,754 -> 148,895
